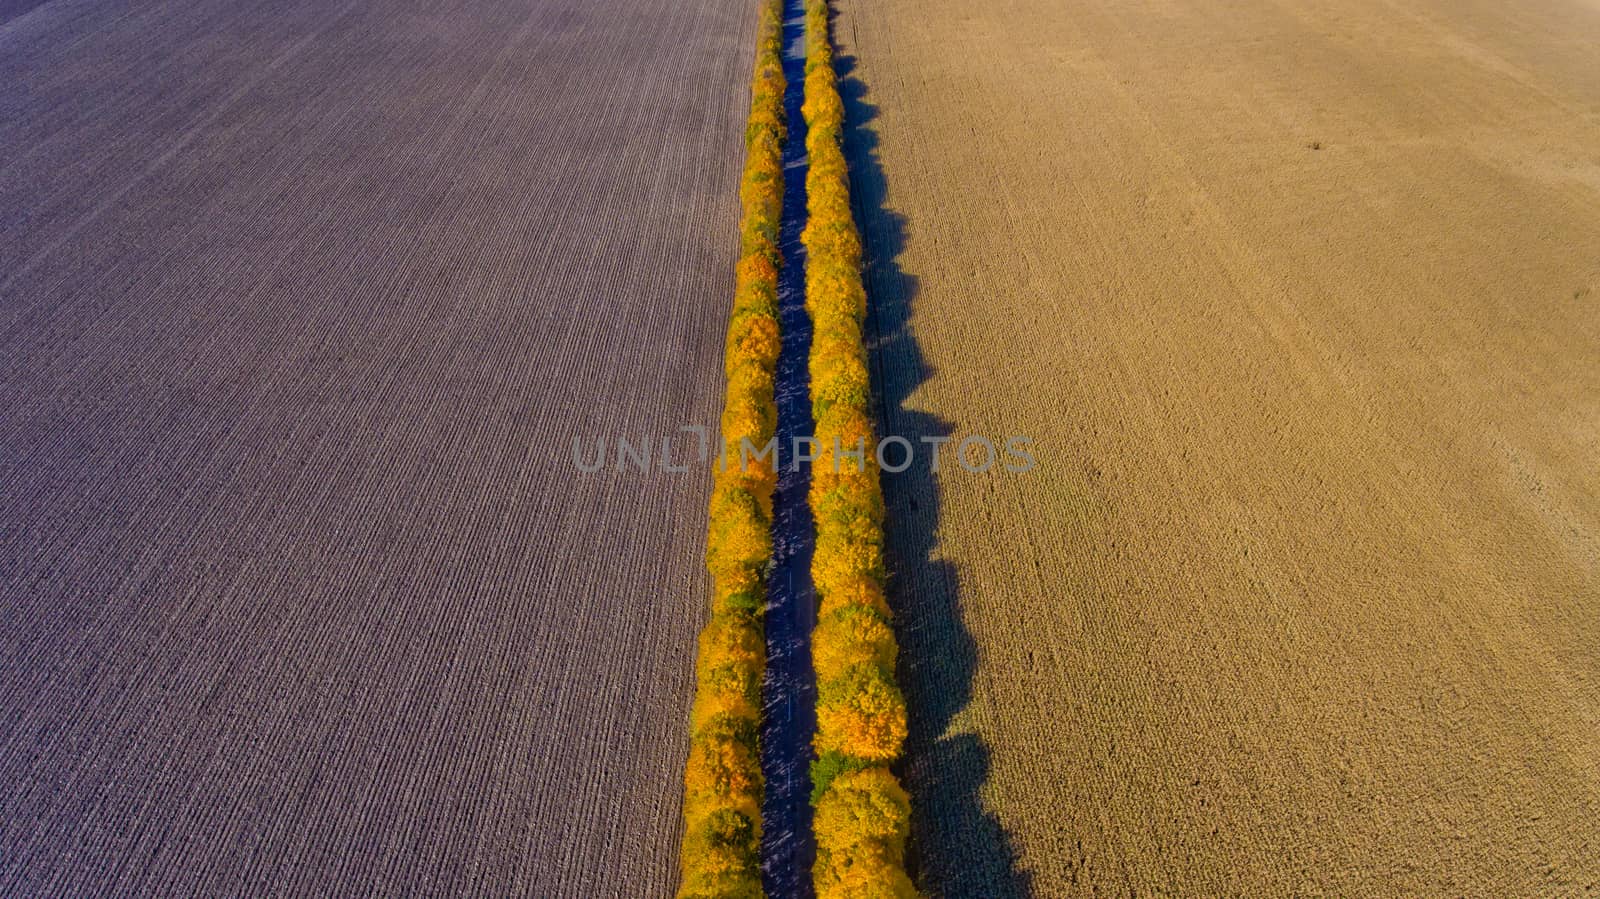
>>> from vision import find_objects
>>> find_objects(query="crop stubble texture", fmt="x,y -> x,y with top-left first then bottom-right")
676,0 -> 786,895
1,0 -> 758,893
801,2 -> 917,896
837,0 -> 1600,894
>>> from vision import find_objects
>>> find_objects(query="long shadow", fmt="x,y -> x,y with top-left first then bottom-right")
834,42 -> 1033,898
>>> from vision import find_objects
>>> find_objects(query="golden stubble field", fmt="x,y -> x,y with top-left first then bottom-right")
837,0 -> 1600,893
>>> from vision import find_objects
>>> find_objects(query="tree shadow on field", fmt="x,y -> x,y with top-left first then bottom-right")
834,36 -> 1033,898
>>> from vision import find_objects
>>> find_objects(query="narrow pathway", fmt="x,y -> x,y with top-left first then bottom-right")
758,0 -> 818,892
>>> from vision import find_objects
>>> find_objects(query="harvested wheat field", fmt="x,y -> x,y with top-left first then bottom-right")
0,0 -> 760,893
837,0 -> 1600,894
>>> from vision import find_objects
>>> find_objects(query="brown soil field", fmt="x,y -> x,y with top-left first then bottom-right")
0,0 -> 757,894
837,0 -> 1600,894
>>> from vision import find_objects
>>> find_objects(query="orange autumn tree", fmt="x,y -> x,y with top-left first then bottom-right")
677,1 -> 787,895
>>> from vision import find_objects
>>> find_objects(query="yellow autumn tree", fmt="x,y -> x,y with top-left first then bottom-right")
802,0 -> 918,895
677,1 -> 788,894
